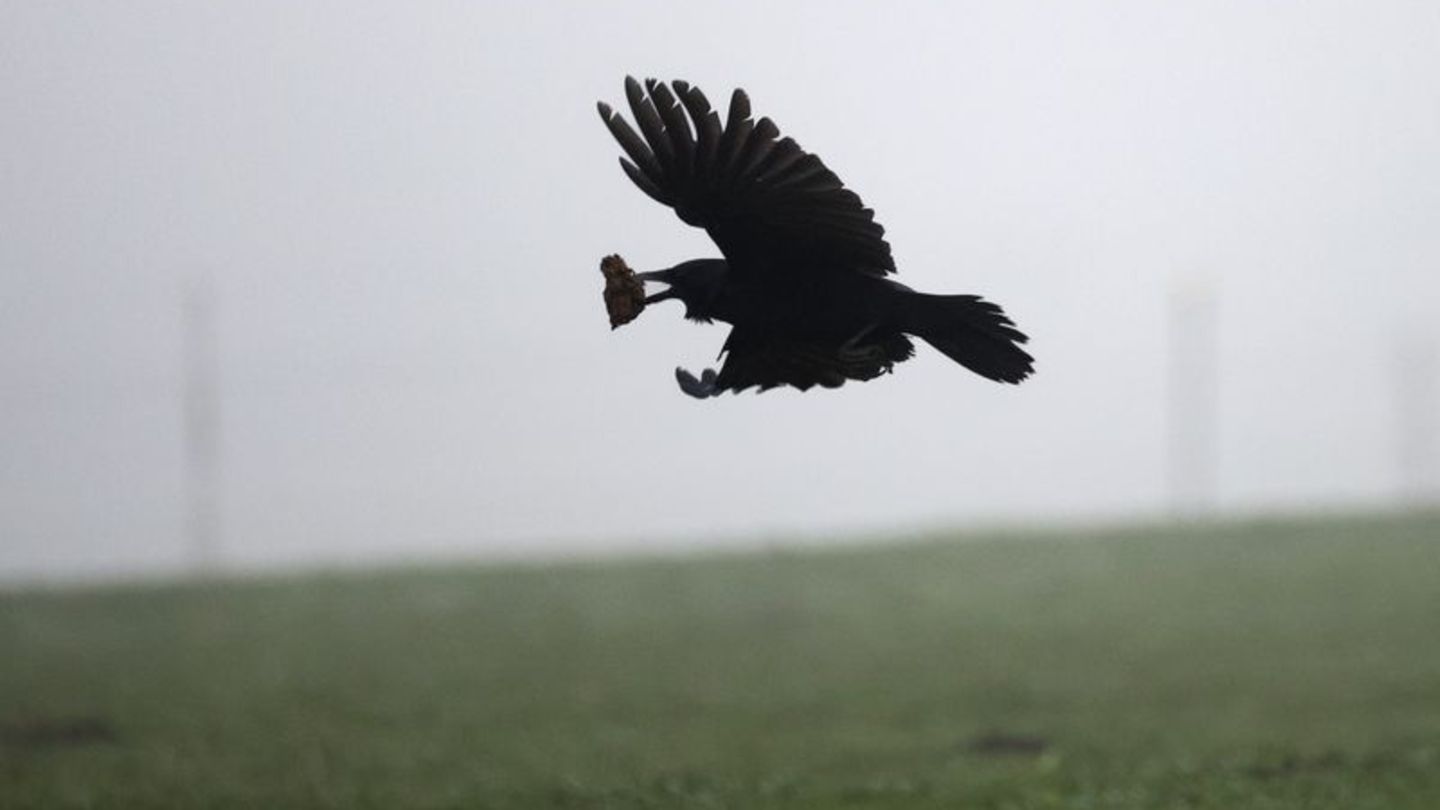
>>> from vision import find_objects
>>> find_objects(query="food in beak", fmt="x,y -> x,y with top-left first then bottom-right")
599,254 -> 646,329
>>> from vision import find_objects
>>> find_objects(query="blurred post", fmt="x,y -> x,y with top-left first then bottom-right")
184,275 -> 221,572
1395,337 -> 1438,505
1168,279 -> 1219,518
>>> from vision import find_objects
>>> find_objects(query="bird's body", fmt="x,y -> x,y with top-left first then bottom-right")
598,78 -> 1033,398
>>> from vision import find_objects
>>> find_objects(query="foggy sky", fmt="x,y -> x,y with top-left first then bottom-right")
3,2 -> 1438,581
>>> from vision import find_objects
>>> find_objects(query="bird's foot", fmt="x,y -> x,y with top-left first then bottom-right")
675,367 -> 720,399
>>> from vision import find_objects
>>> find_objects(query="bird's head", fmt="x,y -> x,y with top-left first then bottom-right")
638,259 -> 728,322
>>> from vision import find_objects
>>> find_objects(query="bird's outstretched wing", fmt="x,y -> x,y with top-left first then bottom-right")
598,77 -> 894,278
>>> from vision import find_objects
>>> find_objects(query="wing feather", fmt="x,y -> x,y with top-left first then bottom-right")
645,79 -> 695,183
619,158 -> 669,206
752,137 -> 806,184
714,89 -> 752,175
730,117 -> 781,188
624,77 -> 674,174
677,83 -> 721,176
597,102 -> 664,185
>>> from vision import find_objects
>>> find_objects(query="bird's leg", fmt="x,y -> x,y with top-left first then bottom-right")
675,367 -> 720,399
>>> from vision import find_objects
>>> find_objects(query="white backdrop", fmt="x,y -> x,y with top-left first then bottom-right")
3,2 -> 1437,580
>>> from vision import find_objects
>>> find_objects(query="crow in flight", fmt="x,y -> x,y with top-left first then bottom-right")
598,77 -> 1033,398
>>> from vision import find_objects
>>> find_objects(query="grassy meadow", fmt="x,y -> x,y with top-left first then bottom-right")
2,511 -> 1438,808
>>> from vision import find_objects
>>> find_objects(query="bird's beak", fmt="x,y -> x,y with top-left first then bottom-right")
638,270 -> 677,304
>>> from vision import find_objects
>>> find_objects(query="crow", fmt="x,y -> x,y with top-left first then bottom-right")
597,77 -> 1034,398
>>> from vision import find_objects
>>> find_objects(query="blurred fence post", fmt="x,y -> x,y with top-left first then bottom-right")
1396,337 -> 1438,505
184,275 -> 221,573
1168,280 -> 1219,518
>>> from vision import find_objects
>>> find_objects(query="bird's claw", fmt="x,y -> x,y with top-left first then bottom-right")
675,367 -> 720,399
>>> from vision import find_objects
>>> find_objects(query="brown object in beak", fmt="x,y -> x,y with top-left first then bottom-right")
600,254 -> 646,329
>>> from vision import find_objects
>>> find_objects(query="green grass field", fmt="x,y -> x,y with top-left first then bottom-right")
3,512 -> 1439,808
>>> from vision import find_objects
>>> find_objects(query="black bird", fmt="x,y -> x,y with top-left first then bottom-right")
598,77 -> 1033,398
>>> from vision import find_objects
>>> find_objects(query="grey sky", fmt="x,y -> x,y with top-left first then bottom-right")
3,2 -> 1438,581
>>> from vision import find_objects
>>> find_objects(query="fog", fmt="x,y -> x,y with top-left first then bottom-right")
3,2 -> 1437,582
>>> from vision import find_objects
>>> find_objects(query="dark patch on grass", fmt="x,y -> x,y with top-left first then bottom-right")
1,716 -> 116,750
967,730 -> 1050,757
1242,750 -> 1347,780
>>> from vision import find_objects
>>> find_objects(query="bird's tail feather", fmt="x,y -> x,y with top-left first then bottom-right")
900,293 -> 1033,384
